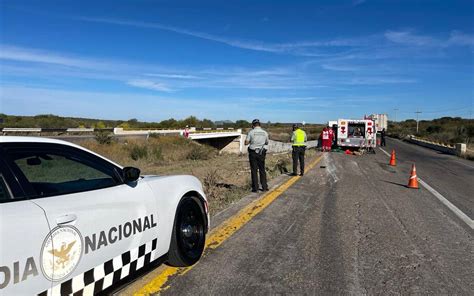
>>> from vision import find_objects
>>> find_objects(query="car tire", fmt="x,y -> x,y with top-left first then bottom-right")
167,196 -> 206,267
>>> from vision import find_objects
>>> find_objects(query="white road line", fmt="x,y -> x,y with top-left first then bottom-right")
379,147 -> 391,157
454,160 -> 474,170
417,178 -> 474,229
379,147 -> 474,230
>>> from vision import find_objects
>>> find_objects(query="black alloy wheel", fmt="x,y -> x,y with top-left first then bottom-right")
168,196 -> 206,267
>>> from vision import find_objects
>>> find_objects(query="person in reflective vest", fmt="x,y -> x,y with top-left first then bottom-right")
291,124 -> 307,176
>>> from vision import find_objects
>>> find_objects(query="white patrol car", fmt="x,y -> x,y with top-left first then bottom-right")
0,137 -> 209,295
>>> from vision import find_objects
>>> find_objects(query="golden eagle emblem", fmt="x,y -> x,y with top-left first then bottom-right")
48,241 -> 76,268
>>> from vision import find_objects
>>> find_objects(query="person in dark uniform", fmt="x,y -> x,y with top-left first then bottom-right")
380,128 -> 386,146
245,119 -> 269,192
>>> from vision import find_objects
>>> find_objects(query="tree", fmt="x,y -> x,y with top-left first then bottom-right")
235,120 -> 250,128
159,118 -> 178,128
201,119 -> 215,128
182,116 -> 199,127
118,122 -> 130,129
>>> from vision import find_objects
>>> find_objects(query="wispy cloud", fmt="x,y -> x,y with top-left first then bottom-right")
321,64 -> 358,72
344,77 -> 417,85
384,30 -> 437,46
0,45 -> 101,68
75,17 -> 366,57
0,44 -> 420,94
448,31 -> 474,46
385,30 -> 474,48
353,0 -> 366,6
127,79 -> 173,92
144,73 -> 200,79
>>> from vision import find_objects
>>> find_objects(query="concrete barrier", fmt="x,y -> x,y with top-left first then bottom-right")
67,128 -> 95,132
113,127 -> 182,135
455,143 -> 467,157
2,128 -> 42,132
240,135 -> 318,154
405,136 -> 456,155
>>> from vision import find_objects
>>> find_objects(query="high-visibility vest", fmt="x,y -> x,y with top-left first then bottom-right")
293,129 -> 306,146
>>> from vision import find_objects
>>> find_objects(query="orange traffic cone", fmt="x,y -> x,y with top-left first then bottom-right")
389,150 -> 396,166
407,164 -> 419,189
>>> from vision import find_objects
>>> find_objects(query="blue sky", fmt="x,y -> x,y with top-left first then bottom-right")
0,0 -> 473,123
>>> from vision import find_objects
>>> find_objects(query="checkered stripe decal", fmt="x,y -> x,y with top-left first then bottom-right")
38,238 -> 158,296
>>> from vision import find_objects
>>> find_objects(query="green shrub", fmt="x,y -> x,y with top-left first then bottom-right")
186,145 -> 212,160
130,145 -> 148,160
148,132 -> 161,139
151,146 -> 163,161
94,132 -> 113,145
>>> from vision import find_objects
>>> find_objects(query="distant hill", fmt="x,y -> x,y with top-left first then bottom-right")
214,120 -> 234,126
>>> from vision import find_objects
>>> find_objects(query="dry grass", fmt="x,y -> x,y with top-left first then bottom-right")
465,144 -> 474,161
77,137 -> 318,215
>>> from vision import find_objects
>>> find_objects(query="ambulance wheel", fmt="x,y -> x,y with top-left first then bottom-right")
167,196 -> 206,267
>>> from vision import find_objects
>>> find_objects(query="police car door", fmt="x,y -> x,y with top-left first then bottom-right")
2,143 -> 159,294
0,154 -> 52,295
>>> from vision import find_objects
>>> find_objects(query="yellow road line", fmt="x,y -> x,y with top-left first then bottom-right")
134,154 -> 324,295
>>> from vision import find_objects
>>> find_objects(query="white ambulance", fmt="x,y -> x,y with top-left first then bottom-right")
336,119 -> 377,149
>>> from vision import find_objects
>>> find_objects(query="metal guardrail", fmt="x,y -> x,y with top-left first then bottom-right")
409,136 -> 455,148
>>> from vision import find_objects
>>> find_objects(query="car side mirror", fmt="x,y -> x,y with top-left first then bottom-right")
122,167 -> 141,183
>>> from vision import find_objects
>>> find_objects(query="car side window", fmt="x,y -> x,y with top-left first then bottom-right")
0,175 -> 11,201
6,145 -> 122,198
15,154 -> 110,184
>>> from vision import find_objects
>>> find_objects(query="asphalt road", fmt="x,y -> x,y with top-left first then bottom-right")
152,142 -> 473,295
383,137 -> 474,219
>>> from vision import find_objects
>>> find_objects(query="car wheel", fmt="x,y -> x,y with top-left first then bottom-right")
167,196 -> 206,267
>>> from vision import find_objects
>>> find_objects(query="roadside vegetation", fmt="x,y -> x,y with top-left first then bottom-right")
0,114 -> 249,129
0,114 -> 323,135
79,136 -> 316,215
388,117 -> 473,145
388,117 -> 474,160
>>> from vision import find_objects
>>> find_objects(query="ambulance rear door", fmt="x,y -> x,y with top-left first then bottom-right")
365,120 -> 376,147
337,119 -> 348,143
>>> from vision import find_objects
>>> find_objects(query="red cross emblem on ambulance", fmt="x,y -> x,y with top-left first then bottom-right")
341,126 -> 346,134
367,127 -> 373,135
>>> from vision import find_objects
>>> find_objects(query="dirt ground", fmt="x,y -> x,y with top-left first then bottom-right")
79,136 -> 317,215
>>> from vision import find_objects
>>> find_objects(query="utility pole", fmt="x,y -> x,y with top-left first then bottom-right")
393,108 -> 399,122
415,111 -> 422,133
